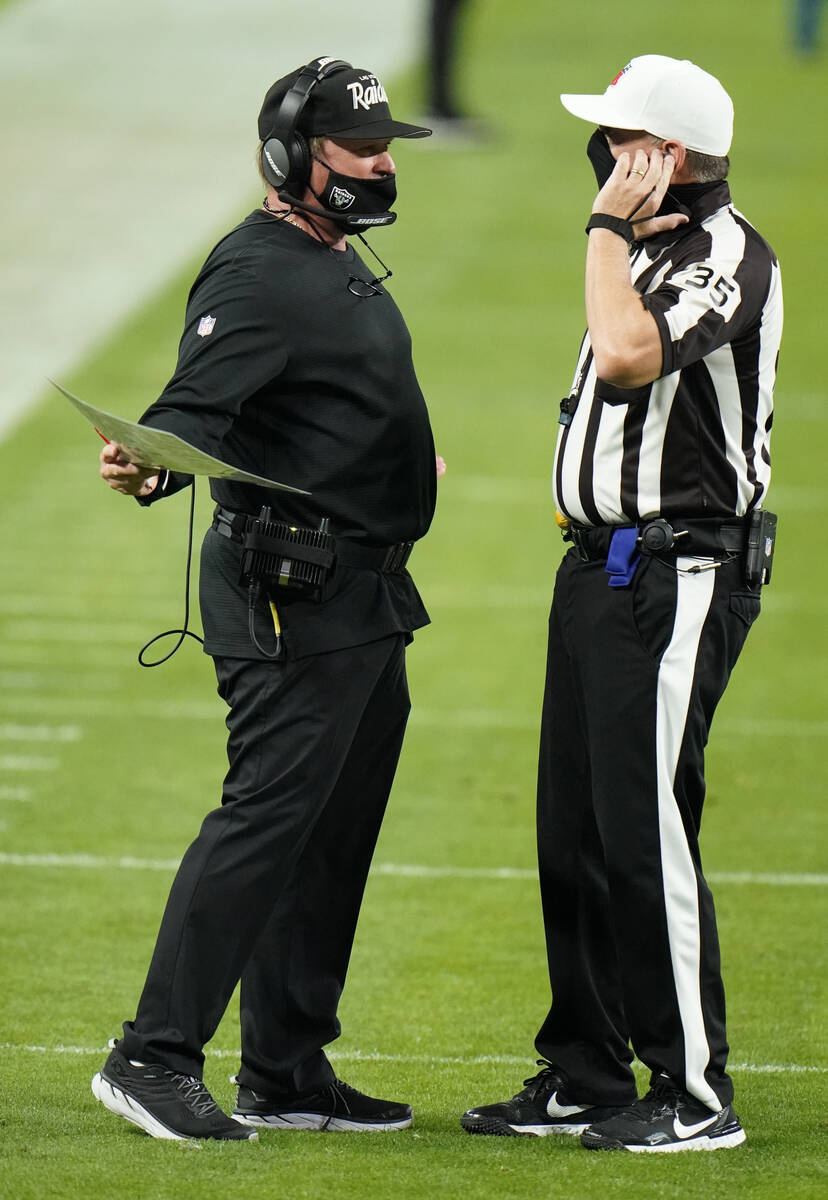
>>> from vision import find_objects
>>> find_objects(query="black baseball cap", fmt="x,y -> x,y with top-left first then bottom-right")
258,60 -> 432,142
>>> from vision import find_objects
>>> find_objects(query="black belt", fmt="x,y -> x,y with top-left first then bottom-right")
567,518 -> 747,563
211,505 -> 415,574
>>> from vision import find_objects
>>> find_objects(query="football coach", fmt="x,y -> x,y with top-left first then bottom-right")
92,56 -> 442,1142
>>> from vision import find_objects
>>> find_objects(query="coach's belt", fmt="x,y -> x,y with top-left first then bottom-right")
567,518 -> 747,563
211,505 -> 415,574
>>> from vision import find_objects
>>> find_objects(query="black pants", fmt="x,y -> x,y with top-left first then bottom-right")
534,550 -> 759,1111
120,634 -> 410,1097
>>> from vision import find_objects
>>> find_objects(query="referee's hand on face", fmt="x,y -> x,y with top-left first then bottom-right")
99,441 -> 159,497
594,147 -> 689,241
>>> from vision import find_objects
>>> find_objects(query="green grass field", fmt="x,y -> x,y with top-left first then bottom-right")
1,1 -> 826,1197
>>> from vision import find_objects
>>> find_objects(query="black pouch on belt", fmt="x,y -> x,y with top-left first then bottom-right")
744,508 -> 778,589
240,506 -> 336,602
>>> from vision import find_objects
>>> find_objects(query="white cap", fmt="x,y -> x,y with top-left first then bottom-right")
560,55 -> 734,156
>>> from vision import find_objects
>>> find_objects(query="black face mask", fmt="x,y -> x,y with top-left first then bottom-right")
311,158 -> 398,231
585,128 -> 693,228
586,128 -> 617,189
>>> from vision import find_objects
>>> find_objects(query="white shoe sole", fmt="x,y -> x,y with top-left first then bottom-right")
91,1073 -> 258,1141
92,1072 -> 187,1140
508,1122 -> 589,1136
234,1111 -> 412,1132
461,1114 -> 588,1137
626,1129 -> 747,1153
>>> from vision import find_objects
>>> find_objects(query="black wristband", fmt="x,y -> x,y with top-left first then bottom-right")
585,213 -> 634,243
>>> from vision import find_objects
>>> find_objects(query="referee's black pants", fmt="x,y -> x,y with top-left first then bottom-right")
119,634 -> 409,1097
534,550 -> 759,1111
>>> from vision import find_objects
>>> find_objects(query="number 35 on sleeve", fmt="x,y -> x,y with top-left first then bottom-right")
672,263 -> 741,317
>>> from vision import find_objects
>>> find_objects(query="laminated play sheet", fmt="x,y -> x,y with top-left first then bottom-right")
51,380 -> 308,493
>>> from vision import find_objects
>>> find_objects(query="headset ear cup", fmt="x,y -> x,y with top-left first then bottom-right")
261,132 -> 311,194
260,57 -> 352,196
261,137 -> 292,189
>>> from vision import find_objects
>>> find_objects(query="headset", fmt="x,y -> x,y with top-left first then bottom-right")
260,56 -> 352,196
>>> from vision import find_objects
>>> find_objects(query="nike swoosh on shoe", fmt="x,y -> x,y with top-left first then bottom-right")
673,1113 -> 719,1139
546,1092 -> 589,1119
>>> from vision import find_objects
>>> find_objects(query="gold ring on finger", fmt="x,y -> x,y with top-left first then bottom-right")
630,168 -> 646,177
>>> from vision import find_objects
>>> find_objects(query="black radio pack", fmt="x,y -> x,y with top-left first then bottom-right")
240,507 -> 336,601
744,508 -> 777,589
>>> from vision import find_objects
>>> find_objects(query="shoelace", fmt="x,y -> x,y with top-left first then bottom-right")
628,1076 -> 685,1118
521,1059 -> 564,1099
320,1080 -> 353,1131
167,1072 -> 220,1119
649,1076 -> 684,1103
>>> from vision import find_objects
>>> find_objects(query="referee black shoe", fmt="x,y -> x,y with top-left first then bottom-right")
580,1075 -> 746,1153
232,1077 -> 413,1132
461,1060 -> 625,1137
91,1043 -> 257,1141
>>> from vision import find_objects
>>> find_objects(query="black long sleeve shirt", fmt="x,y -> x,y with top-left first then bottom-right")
139,211 -> 436,659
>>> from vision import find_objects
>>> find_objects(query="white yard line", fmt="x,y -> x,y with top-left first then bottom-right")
410,711 -> 828,740
422,586 -> 820,614
1,620 -> 166,644
0,787 -> 33,802
0,671 -> 118,693
0,852 -> 824,886
0,0 -> 420,439
0,1042 -> 824,1075
0,723 -> 82,742
0,589 -> 821,626
0,756 -> 59,772
0,691 -> 823,741
0,646 -> 116,667
0,695 -> 220,719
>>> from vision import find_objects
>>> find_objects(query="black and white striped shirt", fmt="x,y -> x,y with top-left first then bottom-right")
553,182 -> 783,525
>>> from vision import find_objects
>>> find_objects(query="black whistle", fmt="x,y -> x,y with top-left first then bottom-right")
559,396 -> 578,427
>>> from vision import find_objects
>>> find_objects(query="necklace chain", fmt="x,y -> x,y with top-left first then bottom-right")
262,197 -> 306,232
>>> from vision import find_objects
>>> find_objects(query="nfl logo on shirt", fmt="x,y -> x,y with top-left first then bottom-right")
197,314 -> 216,337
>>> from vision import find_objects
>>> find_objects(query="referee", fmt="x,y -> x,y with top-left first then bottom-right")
462,55 -> 783,1152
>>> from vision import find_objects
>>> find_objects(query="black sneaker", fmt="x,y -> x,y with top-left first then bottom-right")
461,1061 -> 625,1137
91,1044 -> 257,1141
580,1076 -> 746,1153
232,1078 -> 413,1132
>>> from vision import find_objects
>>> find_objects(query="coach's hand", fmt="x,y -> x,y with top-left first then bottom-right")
99,441 -> 159,497
594,148 -> 689,241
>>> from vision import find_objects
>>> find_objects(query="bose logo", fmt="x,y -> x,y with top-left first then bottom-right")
264,149 -> 285,180
347,79 -> 387,111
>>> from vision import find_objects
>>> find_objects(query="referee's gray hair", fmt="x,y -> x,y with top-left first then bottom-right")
647,133 -> 729,182
683,148 -> 730,183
